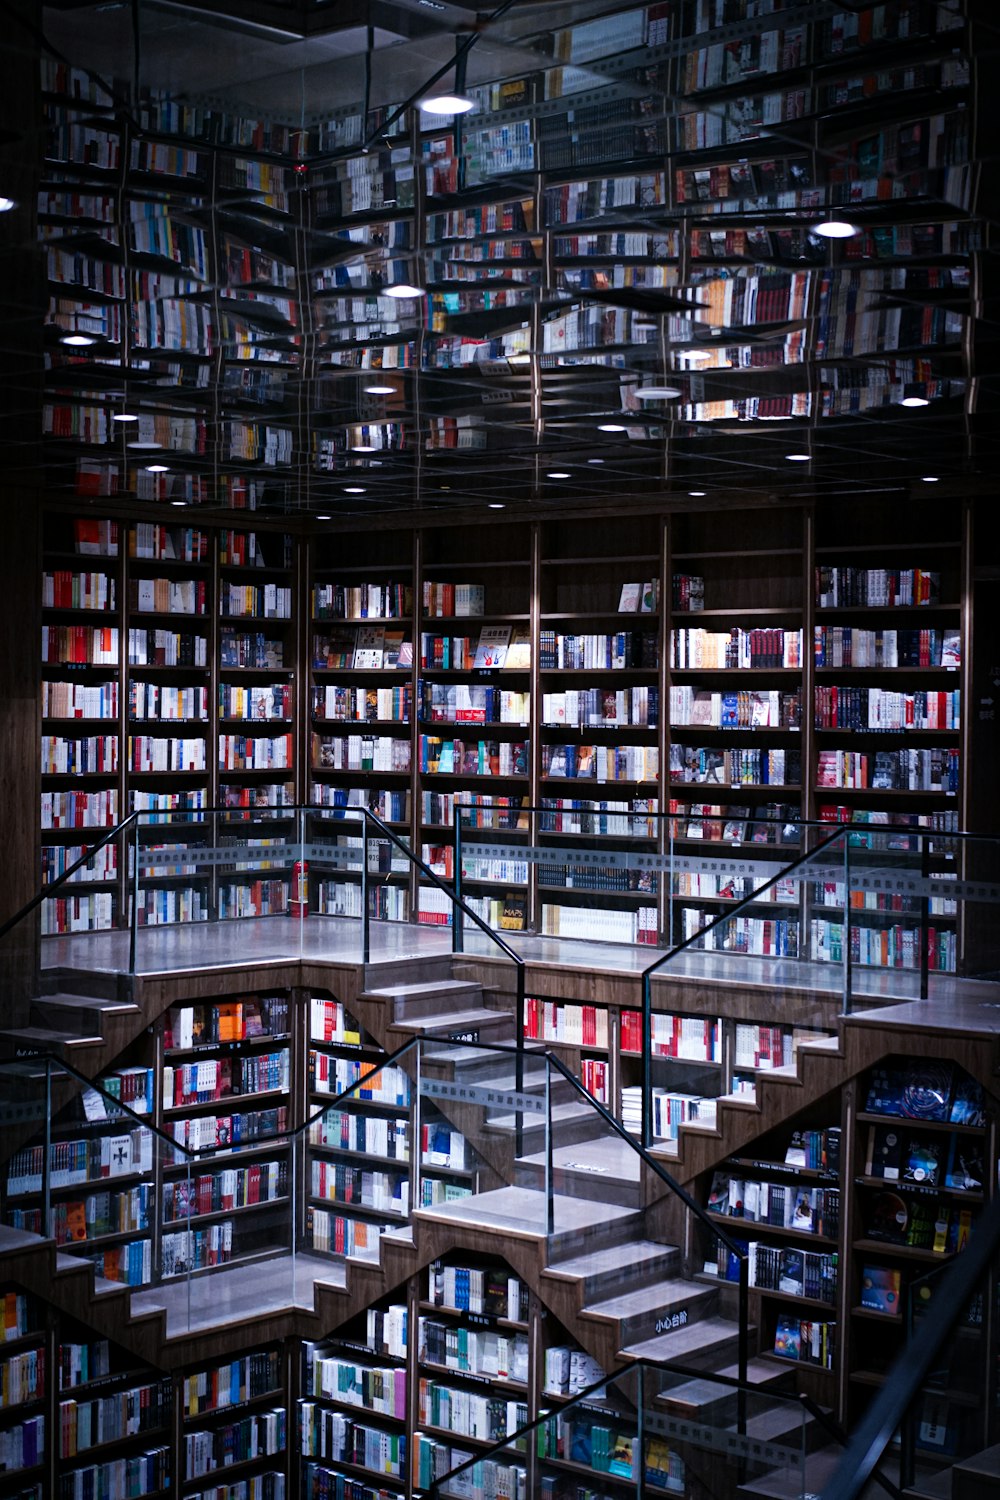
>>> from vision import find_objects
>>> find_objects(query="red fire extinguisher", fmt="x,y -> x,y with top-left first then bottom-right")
290,859 -> 309,919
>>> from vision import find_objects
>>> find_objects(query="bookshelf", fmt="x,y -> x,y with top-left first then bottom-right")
700,1113 -> 843,1399
0,1289 -> 45,1500
158,996 -> 294,1279
847,1054 -> 989,1450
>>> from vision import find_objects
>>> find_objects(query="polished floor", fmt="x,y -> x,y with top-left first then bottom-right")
40,912 -> 1000,1035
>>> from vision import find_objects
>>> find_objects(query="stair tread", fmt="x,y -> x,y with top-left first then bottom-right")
362,980 -> 484,1000
660,1358 -> 791,1410
547,1240 -> 679,1280
621,1314 -> 744,1362
736,1442 -> 843,1498
0,1027 -> 103,1046
34,994 -> 138,1013
489,1099 -> 593,1130
387,1008 -> 508,1032
585,1279 -> 716,1320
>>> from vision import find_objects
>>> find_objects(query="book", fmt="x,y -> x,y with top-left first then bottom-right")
860,1265 -> 901,1315
473,626 -> 511,669
773,1316 -> 801,1360
865,1124 -> 903,1181
618,582 -> 642,612
353,626 -> 385,670
865,1191 -> 911,1245
902,1137 -> 942,1187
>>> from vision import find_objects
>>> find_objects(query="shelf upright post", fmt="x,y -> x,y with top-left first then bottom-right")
919,834 -> 931,1001
545,1051 -> 554,1239
641,972 -> 653,1151
637,1359 -> 646,1500
129,815 -> 139,974
42,1056 -> 52,1242
842,831 -> 852,1015
361,809 -> 370,965
412,1039 -> 422,1222
453,808 -> 464,954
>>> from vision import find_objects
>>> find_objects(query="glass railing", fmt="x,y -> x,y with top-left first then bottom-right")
422,1358 -> 812,1500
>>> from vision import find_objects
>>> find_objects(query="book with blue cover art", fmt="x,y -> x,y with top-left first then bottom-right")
861,1265 -> 901,1315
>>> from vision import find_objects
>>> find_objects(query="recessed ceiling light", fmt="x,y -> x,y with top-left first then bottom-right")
785,453 -> 810,462
598,422 -> 626,433
488,503 -> 505,509
0,196 -> 16,213
364,384 -> 395,395
689,490 -> 706,496
384,283 -> 424,298
635,385 -> 682,399
127,441 -> 161,450
60,333 -> 95,347
588,458 -> 604,465
170,499 -> 187,507
351,443 -> 377,452
420,94 -> 475,115
112,412 -> 139,423
145,464 -> 168,473
901,396 -> 930,407
811,219 -> 859,239
922,475 -> 940,483
344,486 -> 367,494
547,471 -> 570,479
315,513 -> 331,520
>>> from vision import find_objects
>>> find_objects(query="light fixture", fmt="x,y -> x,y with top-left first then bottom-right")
384,283 -> 424,299
922,475 -> 940,483
127,441 -> 162,450
901,395 -> 930,407
315,513 -> 331,520
145,464 -> 168,473
785,453 -> 810,462
547,471 -> 570,479
60,333 -> 95,347
635,385 -> 682,399
170,500 -> 187,507
0,196 -> 15,213
811,218 -> 860,239
588,459 -> 605,465
598,422 -> 626,433
488,503 -> 505,509
689,490 -> 706,496
420,93 -> 475,115
351,443 -> 377,453
112,412 -> 138,423
364,384 -> 395,395
344,486 -> 367,494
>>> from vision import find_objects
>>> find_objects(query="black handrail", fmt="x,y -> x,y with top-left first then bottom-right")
544,1049 -> 750,1403
640,822 -> 850,1149
0,811 -> 139,942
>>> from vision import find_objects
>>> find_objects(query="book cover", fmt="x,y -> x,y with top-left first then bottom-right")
773,1317 -> 801,1360
865,1191 -> 910,1245
860,1265 -> 901,1315
902,1137 -> 942,1187
866,1123 -> 903,1181
618,582 -> 642,612
353,626 -> 385,670
473,626 -> 511,669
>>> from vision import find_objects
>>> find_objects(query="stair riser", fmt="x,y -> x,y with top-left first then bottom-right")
514,1161 -> 641,1209
553,1250 -> 682,1303
388,987 -> 486,1021
29,1002 -> 124,1037
605,1289 -> 719,1348
547,1212 -> 647,1264
38,969 -> 133,1003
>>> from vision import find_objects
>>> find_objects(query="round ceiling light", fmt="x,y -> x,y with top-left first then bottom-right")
811,219 -> 860,239
112,412 -> 139,423
420,94 -> 475,115
547,471 -> 571,479
145,464 -> 168,473
901,396 -> 930,407
785,453 -> 810,462
364,384 -> 395,395
61,333 -> 96,347
384,283 -> 424,299
598,422 -> 626,433
635,385 -> 682,399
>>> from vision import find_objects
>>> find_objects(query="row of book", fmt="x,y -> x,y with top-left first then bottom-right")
816,748 -> 959,790
419,1320 -> 529,1384
6,1129 -> 154,1196
669,687 -> 801,730
811,919 -> 956,972
299,1406 -> 405,1476
129,683 -> 208,721
718,1239 -> 838,1305
162,1049 -> 290,1107
309,1354 -> 407,1418
314,733 -> 410,773
418,1380 -> 526,1443
671,628 -> 801,671
864,1122 -> 985,1192
184,1409 -> 286,1476
522,999 -> 609,1049
183,1350 -> 282,1417
41,736 -> 117,775
309,1163 -> 409,1217
309,1057 -> 409,1105
308,1111 -> 410,1163
814,626 -> 960,669
42,680 -> 118,720
541,743 -> 658,782
162,1162 -> 288,1221
164,1105 -> 290,1154
129,627 -> 208,666
669,746 -> 800,787
814,688 -> 960,731
165,997 -> 289,1050
1,1348 -> 44,1407
58,1379 -> 171,1457
537,630 -> 657,672
423,684 -> 529,726
541,687 -> 657,728
815,566 -> 941,608
708,1175 -> 840,1237
42,571 -> 116,612
420,738 -> 527,777
314,685 -> 411,724
428,1262 -> 526,1323
42,626 -> 119,665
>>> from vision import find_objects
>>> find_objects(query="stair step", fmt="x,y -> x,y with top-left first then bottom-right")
585,1278 -> 717,1345
0,1027 -> 103,1051
386,1008 -> 511,1037
659,1358 -> 791,1415
33,993 -> 138,1015
363,979 -> 485,1002
546,1239 -> 681,1299
621,1313 -> 745,1367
